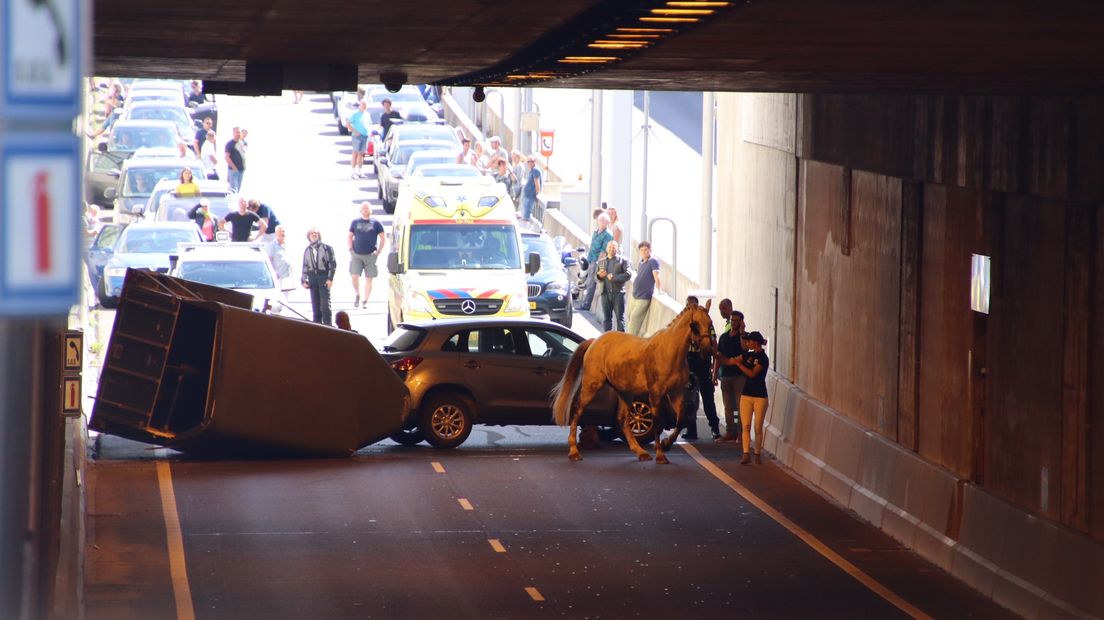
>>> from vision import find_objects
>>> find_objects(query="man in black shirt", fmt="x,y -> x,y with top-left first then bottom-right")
221,198 -> 261,242
379,98 -> 402,140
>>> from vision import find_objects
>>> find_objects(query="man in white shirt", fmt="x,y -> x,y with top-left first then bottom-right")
200,130 -> 219,179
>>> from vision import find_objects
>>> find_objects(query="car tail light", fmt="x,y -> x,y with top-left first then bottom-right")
366,142 -> 374,155
391,356 -> 423,373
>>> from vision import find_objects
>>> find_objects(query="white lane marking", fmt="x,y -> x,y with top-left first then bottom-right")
679,443 -> 934,620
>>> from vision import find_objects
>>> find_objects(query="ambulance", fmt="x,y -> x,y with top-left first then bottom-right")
385,175 -> 540,332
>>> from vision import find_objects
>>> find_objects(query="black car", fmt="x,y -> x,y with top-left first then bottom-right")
521,232 -> 574,327
377,318 -> 698,449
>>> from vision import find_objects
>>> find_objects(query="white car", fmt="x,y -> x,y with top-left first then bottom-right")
169,238 -> 285,313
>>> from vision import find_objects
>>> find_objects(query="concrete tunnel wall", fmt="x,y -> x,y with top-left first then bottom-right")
702,91 -> 1104,618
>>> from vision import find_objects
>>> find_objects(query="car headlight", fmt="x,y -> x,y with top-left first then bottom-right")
104,266 -> 128,278
545,281 -> 567,292
505,294 -> 527,313
477,196 -> 499,208
405,291 -> 432,313
421,195 -> 446,208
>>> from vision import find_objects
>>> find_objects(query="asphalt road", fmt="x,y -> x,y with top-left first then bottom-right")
82,93 -> 1016,620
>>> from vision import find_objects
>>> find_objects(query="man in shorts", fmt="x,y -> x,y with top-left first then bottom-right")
347,100 -> 370,179
348,202 -> 385,308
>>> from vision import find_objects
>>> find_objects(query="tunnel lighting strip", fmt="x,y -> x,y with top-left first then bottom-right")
442,0 -> 734,88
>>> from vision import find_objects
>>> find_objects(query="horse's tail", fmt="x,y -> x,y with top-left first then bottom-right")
551,338 -> 594,426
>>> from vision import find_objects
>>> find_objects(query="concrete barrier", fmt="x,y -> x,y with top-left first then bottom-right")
764,374 -> 1103,620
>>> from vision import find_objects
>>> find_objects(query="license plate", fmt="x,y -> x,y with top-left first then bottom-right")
529,301 -> 537,310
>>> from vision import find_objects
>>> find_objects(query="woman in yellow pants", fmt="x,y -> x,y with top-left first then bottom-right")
732,331 -> 769,465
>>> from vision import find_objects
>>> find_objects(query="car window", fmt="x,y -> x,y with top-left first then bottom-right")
525,329 -> 579,358
380,326 -> 427,352
522,237 -> 562,272
89,152 -> 117,173
94,225 -> 123,251
178,260 -> 274,289
476,327 -> 519,355
119,229 -> 199,253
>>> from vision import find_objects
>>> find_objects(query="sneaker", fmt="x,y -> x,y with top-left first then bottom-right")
740,453 -> 751,465
351,172 -> 359,179
361,300 -> 369,308
354,295 -> 360,307
711,431 -> 722,441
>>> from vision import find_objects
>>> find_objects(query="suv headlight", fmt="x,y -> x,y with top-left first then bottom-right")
104,266 -> 127,278
545,280 -> 567,293
405,291 -> 432,313
477,196 -> 499,208
505,294 -> 527,313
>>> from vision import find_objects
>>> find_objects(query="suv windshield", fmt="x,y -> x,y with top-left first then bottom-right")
409,224 -> 521,270
522,236 -> 561,272
108,126 -> 178,153
118,229 -> 198,253
124,166 -> 200,197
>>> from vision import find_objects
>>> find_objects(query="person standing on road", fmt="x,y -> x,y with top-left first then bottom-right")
200,130 -> 219,180
265,225 -> 293,294
347,100 -> 370,179
221,198 -> 262,242
520,155 -> 542,223
248,199 -> 280,243
302,228 -> 337,325
685,295 -> 722,441
596,240 -> 632,332
732,331 -> 770,464
576,212 -> 613,312
627,240 -> 661,336
194,117 -> 213,158
714,306 -> 747,443
348,202 -> 385,309
225,127 -> 246,192
379,98 -> 401,140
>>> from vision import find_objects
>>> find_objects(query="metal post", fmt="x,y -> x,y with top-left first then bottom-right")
648,217 -> 678,299
485,89 -> 505,141
640,91 -> 651,244
520,89 -> 532,154
701,92 -> 715,290
589,90 -> 603,217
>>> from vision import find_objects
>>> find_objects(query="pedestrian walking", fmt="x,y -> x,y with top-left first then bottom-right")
627,240 -> 661,336
596,240 -> 632,332
733,331 -> 770,464
684,295 -> 722,440
576,211 -> 613,312
714,306 -> 747,442
224,126 -> 246,191
347,100 -> 370,178
520,154 -> 542,223
301,228 -> 337,325
348,202 -> 385,308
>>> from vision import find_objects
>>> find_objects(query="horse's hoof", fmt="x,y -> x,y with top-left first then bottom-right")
637,453 -> 652,461
656,455 -> 670,464
569,453 -> 583,462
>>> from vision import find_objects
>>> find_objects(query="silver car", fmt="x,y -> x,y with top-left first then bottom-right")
378,318 -> 697,448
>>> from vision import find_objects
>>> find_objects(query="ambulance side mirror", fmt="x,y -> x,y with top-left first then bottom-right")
526,252 -> 540,275
387,251 -> 404,275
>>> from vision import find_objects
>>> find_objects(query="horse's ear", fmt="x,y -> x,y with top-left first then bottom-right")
704,299 -> 712,312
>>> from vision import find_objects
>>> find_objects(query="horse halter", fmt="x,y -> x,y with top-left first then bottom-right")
688,311 -> 713,356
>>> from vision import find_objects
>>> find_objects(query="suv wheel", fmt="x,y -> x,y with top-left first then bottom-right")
420,392 -> 474,449
622,401 -> 656,445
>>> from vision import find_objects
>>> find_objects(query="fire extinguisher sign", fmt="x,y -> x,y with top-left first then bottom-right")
0,133 -> 80,315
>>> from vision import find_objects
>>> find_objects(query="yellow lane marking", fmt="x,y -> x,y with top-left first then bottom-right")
525,587 -> 545,602
431,462 -> 446,473
488,539 -> 507,553
458,498 -> 474,511
156,462 -> 196,620
679,444 -> 934,620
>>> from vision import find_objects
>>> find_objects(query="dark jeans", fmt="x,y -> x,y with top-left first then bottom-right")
306,273 -> 332,325
601,291 -> 626,332
687,369 -> 720,437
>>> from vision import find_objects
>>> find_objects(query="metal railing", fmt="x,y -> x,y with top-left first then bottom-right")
648,216 -> 677,299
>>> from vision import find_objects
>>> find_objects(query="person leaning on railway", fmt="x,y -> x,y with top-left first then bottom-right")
301,228 -> 337,326
684,295 -> 722,441
732,331 -> 770,464
596,240 -> 633,332
265,225 -> 293,294
714,306 -> 747,443
627,240 -> 661,336
576,211 -> 613,312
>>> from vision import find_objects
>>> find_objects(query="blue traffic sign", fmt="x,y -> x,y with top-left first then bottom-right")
0,132 -> 81,315
1,0 -> 83,120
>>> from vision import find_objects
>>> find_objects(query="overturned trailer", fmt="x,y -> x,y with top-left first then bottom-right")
90,270 -> 410,456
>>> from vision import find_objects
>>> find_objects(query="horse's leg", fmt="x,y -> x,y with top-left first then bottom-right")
617,397 -> 652,461
568,380 -> 602,462
656,390 -> 686,464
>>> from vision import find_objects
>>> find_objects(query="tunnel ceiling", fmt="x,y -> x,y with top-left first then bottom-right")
93,0 -> 1104,94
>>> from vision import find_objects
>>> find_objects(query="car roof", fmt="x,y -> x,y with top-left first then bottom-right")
176,244 -> 268,261
398,317 -> 582,333
122,221 -> 202,232
126,100 -> 188,110
122,156 -> 201,169
151,177 -> 230,191
111,119 -> 179,129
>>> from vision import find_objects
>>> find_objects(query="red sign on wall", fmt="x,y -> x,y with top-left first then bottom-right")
539,130 -> 554,157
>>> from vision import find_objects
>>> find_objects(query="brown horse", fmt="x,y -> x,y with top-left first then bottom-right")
551,301 -> 713,463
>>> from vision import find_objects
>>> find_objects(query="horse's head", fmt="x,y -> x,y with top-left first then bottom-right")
686,300 -> 714,359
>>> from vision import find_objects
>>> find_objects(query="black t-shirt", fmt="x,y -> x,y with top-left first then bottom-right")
223,211 -> 260,242
187,92 -> 206,106
716,331 -> 746,378
255,203 -> 279,234
225,138 -> 245,171
380,110 -> 402,138
741,350 -> 769,397
349,217 -> 384,254
194,127 -> 207,148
